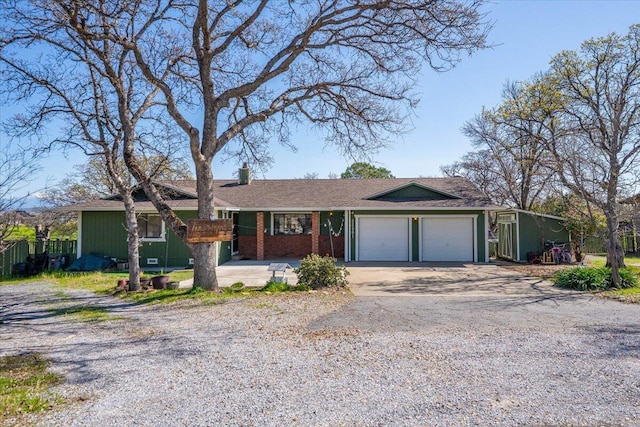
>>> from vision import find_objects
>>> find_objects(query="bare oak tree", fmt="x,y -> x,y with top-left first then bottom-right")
130,0 -> 491,290
0,148 -> 39,253
0,2 -> 187,289
3,0 -> 490,290
546,25 -> 640,283
442,81 -> 554,210
39,156 -> 194,244
502,25 -> 640,285
45,157 -> 195,205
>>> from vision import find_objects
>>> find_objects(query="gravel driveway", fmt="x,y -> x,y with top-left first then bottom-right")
1,276 -> 639,426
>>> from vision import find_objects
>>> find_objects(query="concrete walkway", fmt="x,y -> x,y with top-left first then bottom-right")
214,260 -> 300,288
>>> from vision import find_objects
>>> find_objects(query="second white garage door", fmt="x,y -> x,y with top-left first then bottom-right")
358,217 -> 409,261
421,217 -> 474,262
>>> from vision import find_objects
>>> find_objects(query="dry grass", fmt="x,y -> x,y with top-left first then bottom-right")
0,354 -> 63,425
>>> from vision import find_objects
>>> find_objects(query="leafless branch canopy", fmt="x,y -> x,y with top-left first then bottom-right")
0,148 -> 39,250
1,0 -> 490,288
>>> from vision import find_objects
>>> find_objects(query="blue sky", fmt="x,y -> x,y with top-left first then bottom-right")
4,0 -> 640,196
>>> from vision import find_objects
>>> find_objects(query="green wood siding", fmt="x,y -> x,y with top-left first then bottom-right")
81,211 -> 129,260
320,211 -> 345,236
518,213 -> 569,262
218,241 -> 232,264
81,210 -> 235,268
238,211 -> 257,236
411,217 -> 420,261
373,185 -> 455,200
264,212 -> 272,235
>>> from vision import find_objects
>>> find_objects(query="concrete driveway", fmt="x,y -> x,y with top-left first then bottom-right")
346,262 -> 559,297
216,261 -> 559,298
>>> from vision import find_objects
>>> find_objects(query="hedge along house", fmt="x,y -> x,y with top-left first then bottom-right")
496,209 -> 570,263
67,171 -> 499,268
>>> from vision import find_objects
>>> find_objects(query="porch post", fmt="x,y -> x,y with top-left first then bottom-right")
312,211 -> 320,254
256,211 -> 264,261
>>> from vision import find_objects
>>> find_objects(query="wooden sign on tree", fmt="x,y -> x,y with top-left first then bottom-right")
187,219 -> 233,243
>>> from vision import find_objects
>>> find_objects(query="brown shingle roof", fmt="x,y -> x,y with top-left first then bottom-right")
65,177 -> 497,211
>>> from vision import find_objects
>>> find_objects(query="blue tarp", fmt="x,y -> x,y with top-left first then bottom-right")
67,253 -> 116,272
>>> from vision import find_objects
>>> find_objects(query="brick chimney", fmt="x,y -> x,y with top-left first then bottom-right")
239,162 -> 252,185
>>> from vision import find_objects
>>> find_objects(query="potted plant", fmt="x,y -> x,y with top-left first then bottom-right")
151,274 -> 170,289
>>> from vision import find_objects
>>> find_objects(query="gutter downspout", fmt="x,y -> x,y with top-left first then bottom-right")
76,213 -> 82,259
345,210 -> 351,262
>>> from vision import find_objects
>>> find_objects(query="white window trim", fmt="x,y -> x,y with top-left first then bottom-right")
271,212 -> 313,236
138,213 -> 166,242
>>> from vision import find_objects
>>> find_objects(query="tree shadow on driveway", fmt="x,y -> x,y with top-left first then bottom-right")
346,263 -> 569,297
314,263 -> 640,334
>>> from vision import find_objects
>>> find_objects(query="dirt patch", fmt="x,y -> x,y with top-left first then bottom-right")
496,262 -> 574,280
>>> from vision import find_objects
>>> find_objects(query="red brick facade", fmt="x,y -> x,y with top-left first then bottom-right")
256,211 -> 264,261
238,235 -> 257,259
319,235 -> 345,258
264,235 -> 313,259
237,211 -> 345,260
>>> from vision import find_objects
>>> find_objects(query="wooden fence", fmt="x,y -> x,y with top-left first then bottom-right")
580,234 -> 637,255
0,239 -> 77,277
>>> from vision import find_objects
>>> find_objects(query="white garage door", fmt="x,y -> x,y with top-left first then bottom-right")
358,217 -> 410,261
421,217 -> 474,262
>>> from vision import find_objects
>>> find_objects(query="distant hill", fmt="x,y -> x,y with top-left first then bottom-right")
1,197 -> 45,211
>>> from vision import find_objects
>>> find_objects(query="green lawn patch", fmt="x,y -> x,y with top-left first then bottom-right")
596,287 -> 640,304
1,270 -> 195,293
2,270 -> 320,306
48,305 -> 125,323
587,254 -> 640,274
0,354 -> 64,425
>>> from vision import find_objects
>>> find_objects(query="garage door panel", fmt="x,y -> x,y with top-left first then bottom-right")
358,217 -> 409,261
422,217 -> 473,262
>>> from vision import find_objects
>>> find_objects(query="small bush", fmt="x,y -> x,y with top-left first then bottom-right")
553,267 -> 638,291
261,281 -> 291,293
294,254 -> 349,290
613,269 -> 639,289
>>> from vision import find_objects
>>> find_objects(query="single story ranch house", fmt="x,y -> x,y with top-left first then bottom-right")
68,170 -> 510,268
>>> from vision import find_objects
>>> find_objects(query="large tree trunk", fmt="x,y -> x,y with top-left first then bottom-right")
604,209 -> 625,287
191,153 -> 219,291
192,242 -> 218,290
122,193 -> 142,291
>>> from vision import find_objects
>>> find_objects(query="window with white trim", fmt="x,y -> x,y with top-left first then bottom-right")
273,213 -> 312,235
137,213 -> 165,241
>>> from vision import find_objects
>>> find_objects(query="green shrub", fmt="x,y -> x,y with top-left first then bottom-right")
294,254 -> 349,290
261,281 -> 291,293
612,269 -> 639,289
553,267 -> 638,291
